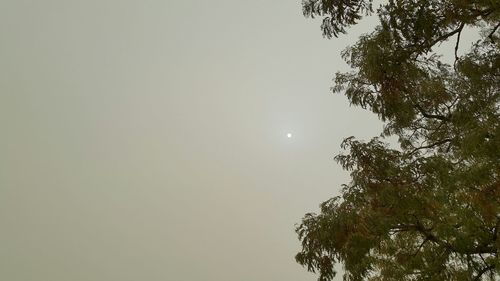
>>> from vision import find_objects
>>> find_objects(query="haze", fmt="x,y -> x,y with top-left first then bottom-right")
0,1 -> 382,280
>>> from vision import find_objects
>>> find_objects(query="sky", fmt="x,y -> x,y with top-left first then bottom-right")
0,1 -> 383,280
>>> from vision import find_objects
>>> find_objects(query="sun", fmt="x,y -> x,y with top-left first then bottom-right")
287,133 -> 292,138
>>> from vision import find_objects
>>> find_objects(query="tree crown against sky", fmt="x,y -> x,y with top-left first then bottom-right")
296,1 -> 500,280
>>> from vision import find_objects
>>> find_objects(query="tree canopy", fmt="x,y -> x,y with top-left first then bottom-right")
296,1 -> 500,280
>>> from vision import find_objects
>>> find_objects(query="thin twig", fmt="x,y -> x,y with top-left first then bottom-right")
409,138 -> 453,155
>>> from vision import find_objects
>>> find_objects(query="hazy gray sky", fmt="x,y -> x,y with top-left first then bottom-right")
0,1 -> 382,280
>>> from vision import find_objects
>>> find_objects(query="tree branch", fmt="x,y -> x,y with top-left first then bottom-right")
488,22 -> 500,44
454,22 -> 465,69
414,103 -> 450,121
473,264 -> 495,281
424,23 -> 466,53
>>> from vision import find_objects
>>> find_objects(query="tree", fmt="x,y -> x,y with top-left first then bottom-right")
295,1 -> 500,280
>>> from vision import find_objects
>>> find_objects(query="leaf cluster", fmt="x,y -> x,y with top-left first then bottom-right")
296,1 -> 500,280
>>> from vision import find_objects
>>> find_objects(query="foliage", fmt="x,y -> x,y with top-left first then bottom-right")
296,1 -> 500,280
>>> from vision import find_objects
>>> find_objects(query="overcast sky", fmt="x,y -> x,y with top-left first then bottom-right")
0,1 -> 383,280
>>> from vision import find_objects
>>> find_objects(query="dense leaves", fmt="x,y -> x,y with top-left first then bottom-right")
302,0 -> 374,38
297,1 -> 500,280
